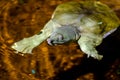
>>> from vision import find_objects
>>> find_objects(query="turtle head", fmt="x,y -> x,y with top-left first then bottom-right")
47,25 -> 80,45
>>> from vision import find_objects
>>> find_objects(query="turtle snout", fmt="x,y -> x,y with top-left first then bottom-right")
47,38 -> 55,46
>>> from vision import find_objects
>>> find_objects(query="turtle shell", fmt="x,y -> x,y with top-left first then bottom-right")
51,1 -> 120,36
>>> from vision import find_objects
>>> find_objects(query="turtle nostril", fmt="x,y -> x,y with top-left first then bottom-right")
47,39 -> 54,46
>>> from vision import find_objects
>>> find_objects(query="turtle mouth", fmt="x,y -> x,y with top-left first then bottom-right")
47,33 -> 65,46
47,38 -> 65,46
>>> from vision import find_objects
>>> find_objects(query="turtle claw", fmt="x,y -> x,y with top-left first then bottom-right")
87,53 -> 103,60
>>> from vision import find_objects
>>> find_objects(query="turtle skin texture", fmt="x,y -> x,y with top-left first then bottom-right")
11,1 -> 120,60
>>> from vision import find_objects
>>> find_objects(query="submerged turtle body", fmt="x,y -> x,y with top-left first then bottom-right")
11,1 -> 120,60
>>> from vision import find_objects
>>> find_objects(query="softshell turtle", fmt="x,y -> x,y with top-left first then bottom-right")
11,1 -> 120,60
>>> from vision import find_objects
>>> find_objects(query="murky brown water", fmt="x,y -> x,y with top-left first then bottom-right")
0,0 -> 120,80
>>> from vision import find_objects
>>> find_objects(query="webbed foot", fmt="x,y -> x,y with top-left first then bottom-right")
11,35 -> 41,54
78,33 -> 103,60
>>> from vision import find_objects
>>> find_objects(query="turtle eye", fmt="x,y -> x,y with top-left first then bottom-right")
58,34 -> 63,41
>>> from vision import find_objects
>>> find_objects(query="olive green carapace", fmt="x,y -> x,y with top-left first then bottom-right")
53,1 -> 120,34
11,1 -> 120,60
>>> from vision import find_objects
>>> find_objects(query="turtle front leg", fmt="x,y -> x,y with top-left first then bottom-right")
78,33 -> 103,60
11,20 -> 58,54
11,34 -> 45,54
